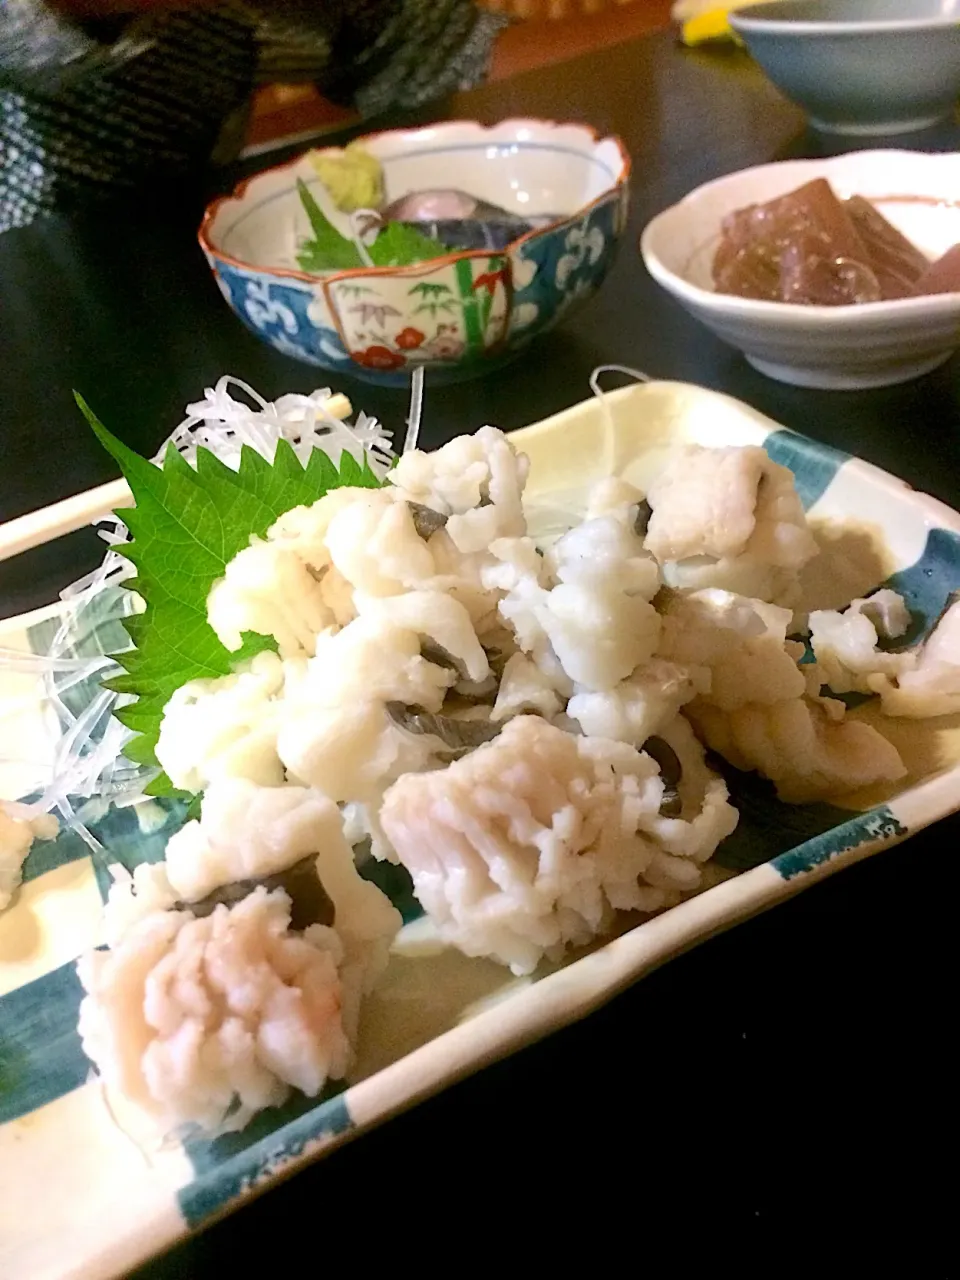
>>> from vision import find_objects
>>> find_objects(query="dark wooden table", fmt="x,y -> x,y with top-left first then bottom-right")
2,30 -> 956,1265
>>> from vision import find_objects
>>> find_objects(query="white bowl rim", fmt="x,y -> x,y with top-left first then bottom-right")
639,151 -> 960,323
731,0 -> 960,35
200,117 -> 631,287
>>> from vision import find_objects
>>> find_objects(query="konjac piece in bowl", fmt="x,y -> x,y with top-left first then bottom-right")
714,178 -> 960,305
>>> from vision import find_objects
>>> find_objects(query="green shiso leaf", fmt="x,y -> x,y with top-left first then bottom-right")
295,177 -> 449,274
77,392 -> 382,793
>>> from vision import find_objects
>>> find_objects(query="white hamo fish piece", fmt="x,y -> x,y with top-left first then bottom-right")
163,779 -> 345,903
536,579 -> 662,692
380,716 -> 738,975
154,651 -> 287,793
868,595 -> 960,718
657,589 -> 807,710
303,617 -> 457,713
490,653 -> 564,722
644,444 -> 819,609
566,659 -> 707,745
690,695 -> 906,804
388,426 -> 529,549
353,590 -> 490,684
545,505 -> 660,598
278,698 -> 441,805
207,540 -> 338,658
809,589 -> 914,696
584,475 -> 648,520
77,888 -> 353,1134
84,778 -> 402,1129
323,488 -> 438,596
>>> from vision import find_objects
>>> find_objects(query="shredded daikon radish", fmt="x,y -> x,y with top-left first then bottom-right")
403,365 -> 425,456
588,364 -> 652,400
168,376 -> 392,472
589,364 -> 652,480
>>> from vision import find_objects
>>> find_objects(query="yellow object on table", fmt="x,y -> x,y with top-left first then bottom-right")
671,0 -> 767,45
681,7 -> 741,43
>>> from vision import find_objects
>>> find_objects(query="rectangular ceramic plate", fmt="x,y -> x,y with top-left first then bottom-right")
2,381 -> 959,1280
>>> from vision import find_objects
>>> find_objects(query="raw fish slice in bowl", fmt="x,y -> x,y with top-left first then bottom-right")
378,188 -> 558,252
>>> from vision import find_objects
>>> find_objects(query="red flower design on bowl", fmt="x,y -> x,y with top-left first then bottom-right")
396,327 -> 426,350
350,345 -> 406,371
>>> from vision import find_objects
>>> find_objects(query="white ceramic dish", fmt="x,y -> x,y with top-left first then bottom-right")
640,150 -> 960,389
2,380 -> 960,1278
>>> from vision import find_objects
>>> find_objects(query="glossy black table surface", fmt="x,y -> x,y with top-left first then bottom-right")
1,30 -> 956,1265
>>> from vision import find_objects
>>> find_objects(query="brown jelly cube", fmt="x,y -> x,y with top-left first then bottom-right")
844,196 -> 929,300
914,243 -> 960,296
713,225 -> 782,301
780,235 -> 882,306
713,179 -> 872,302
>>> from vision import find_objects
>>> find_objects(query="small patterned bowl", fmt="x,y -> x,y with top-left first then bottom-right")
199,120 -> 630,385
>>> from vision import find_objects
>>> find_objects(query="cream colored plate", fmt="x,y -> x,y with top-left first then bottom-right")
2,381 -> 959,1280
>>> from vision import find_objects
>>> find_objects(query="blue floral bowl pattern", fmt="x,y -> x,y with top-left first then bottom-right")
200,120 -> 630,385
213,265 -> 352,369
508,188 -> 629,344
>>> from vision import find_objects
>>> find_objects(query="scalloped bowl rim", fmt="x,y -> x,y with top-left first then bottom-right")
200,118 -> 631,287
